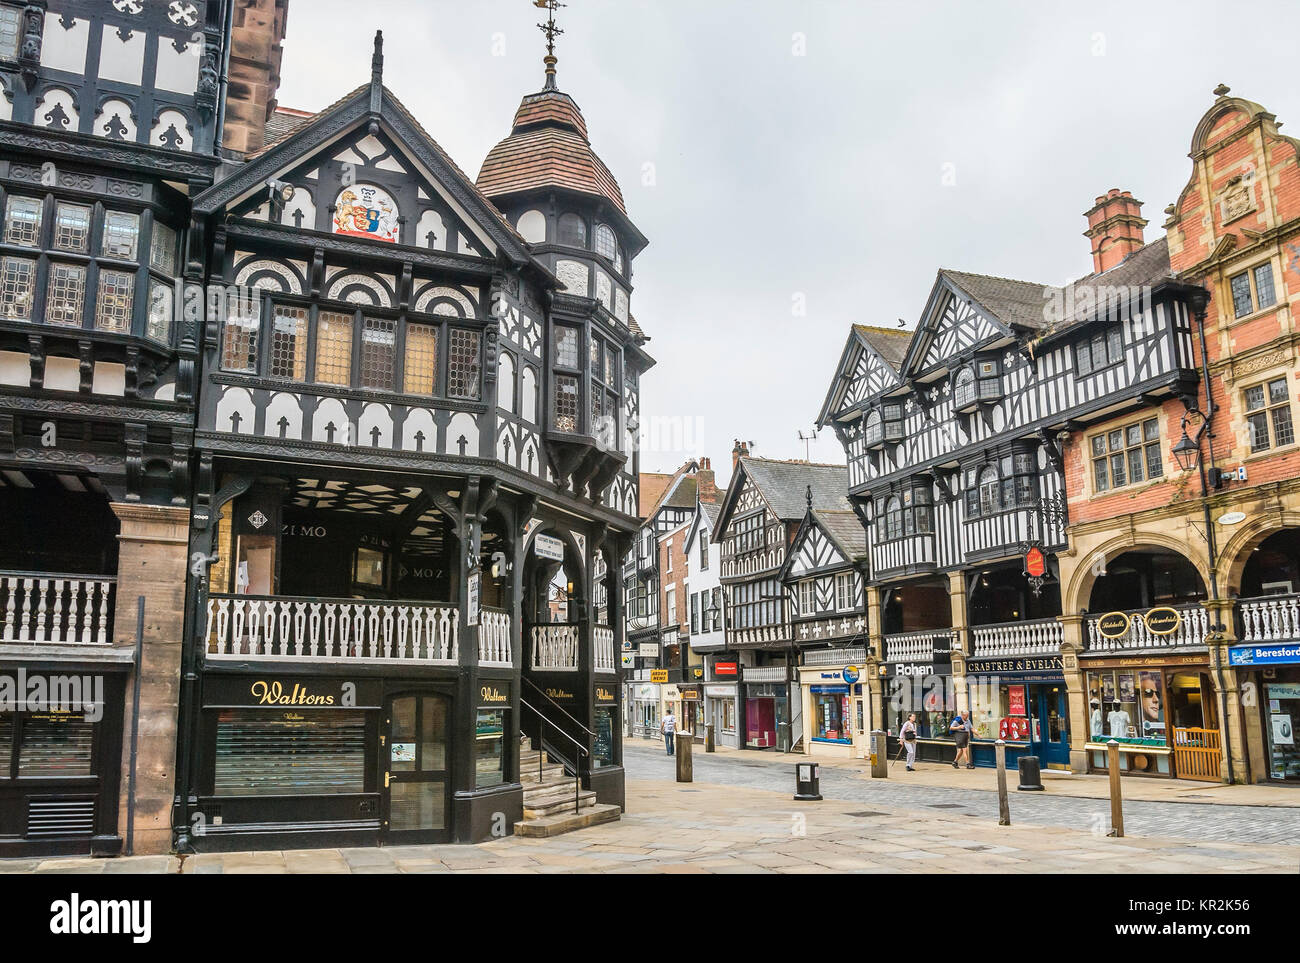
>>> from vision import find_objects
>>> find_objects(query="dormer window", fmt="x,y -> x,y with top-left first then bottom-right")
863,403 -> 903,448
954,360 -> 1001,411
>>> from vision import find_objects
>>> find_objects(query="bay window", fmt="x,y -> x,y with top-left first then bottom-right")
1090,418 -> 1162,492
875,482 -> 932,539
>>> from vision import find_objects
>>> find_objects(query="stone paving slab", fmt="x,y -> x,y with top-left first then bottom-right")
2,775 -> 1296,874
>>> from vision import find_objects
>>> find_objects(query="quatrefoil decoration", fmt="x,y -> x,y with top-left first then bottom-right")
168,1 -> 199,26
113,0 -> 144,14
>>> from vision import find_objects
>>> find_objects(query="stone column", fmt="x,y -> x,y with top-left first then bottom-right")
111,503 -> 189,856
1058,618 -> 1089,773
867,585 -> 885,731
948,572 -> 969,714
1206,598 -> 1249,784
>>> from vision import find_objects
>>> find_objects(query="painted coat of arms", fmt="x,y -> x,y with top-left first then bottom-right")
333,184 -> 400,243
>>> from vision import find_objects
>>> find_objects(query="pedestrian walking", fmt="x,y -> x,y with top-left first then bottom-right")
661,707 -> 676,756
949,709 -> 974,769
901,712 -> 918,771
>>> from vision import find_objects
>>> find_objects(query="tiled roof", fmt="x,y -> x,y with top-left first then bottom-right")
814,509 -> 867,560
699,501 -> 722,529
476,87 -> 626,214
262,107 -> 315,147
941,269 -> 1059,331
853,324 -> 910,369
638,472 -> 674,519
740,458 -> 850,521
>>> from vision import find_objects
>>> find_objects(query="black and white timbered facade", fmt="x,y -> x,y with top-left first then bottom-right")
817,242 -> 1205,767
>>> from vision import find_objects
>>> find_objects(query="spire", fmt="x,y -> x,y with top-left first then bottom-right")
370,30 -> 384,113
535,0 -> 565,90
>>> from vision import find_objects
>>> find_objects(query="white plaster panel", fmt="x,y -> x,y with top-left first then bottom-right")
36,88 -> 78,131
497,352 -> 515,413
91,362 -> 125,396
358,402 -> 393,448
446,412 -> 478,456
401,408 -> 436,453
43,356 -> 80,391
215,386 -> 255,434
264,392 -> 303,440
94,97 -> 136,140
151,108 -> 190,151
520,367 -> 538,423
154,36 -> 200,94
41,17 -> 89,73
0,351 -> 26,386
311,397 -> 349,444
98,24 -> 144,85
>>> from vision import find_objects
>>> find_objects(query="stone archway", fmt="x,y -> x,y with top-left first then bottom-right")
1063,531 -> 1211,617
1215,511 -> 1300,597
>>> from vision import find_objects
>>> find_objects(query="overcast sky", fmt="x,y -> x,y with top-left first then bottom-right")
276,0 -> 1300,488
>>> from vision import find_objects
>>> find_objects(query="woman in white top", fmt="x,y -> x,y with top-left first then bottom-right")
900,713 -> 919,771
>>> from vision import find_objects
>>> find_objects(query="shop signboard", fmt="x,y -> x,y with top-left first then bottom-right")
620,653 -> 635,668
204,675 -> 383,709
843,665 -> 860,685
650,669 -> 669,684
714,662 -> 738,676
704,685 -> 734,698
466,570 -> 481,627
534,534 -> 565,561
1097,611 -> 1131,639
638,643 -> 660,657
1229,643 -> 1300,666
1025,546 -> 1046,578
931,635 -> 954,674
595,685 -> 618,704
1144,606 -> 1181,635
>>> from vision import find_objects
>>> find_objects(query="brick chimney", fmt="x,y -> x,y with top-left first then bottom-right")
697,457 -> 717,503
1083,188 -> 1147,275
222,0 -> 290,154
731,439 -> 750,472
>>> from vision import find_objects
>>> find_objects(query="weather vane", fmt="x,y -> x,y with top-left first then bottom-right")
535,0 -> 566,59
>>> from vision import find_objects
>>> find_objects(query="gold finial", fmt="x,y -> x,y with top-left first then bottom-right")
1213,83 -> 1231,98
534,0 -> 566,88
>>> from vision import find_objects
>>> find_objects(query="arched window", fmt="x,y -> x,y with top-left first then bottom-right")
558,213 -> 587,248
595,223 -> 616,261
886,496 -> 903,540
614,245 -> 624,273
863,409 -> 883,446
516,209 -> 546,243
978,466 -> 999,515
954,367 -> 976,408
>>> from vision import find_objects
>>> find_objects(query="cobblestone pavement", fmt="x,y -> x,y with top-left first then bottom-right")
623,742 -> 1300,846
3,775 -> 1295,874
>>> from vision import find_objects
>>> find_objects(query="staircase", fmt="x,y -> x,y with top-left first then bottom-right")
513,736 -> 621,838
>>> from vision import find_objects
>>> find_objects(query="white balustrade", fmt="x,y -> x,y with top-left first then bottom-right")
1085,604 -> 1208,651
803,646 -> 867,667
742,665 -> 787,682
0,572 -> 114,645
531,623 -> 580,671
593,625 -> 616,674
1239,594 -> 1300,643
970,618 -> 1063,658
884,631 -> 951,663
205,594 -> 458,663
478,608 -> 512,666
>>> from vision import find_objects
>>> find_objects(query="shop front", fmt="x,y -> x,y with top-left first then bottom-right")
882,660 -> 957,764
742,681 -> 788,750
629,683 -> 660,740
1228,643 -> 1300,783
965,655 -> 1070,770
1079,653 -> 1219,780
676,686 -> 705,743
0,664 -> 129,857
190,671 -> 485,850
797,664 -> 868,759
703,683 -> 740,749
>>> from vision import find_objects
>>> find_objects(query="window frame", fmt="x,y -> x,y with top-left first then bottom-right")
1227,261 -> 1278,320
1089,417 -> 1164,493
1244,376 -> 1295,454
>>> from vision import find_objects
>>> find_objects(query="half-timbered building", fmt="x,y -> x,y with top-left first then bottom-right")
173,33 -> 651,849
712,446 -> 847,750
777,490 -> 868,758
0,0 -> 274,857
819,245 -> 1205,769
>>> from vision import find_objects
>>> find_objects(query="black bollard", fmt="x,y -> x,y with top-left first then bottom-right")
1017,754 -> 1044,791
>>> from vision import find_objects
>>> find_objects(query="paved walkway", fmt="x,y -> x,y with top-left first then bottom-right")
623,740 -> 1300,845
634,737 -> 1300,807
3,776 -> 1296,874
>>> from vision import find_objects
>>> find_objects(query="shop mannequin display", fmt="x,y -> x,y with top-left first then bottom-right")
1090,699 -> 1104,739
1107,702 -> 1131,739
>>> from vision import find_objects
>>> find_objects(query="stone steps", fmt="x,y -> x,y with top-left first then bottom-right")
514,803 -> 621,838
523,788 -> 598,819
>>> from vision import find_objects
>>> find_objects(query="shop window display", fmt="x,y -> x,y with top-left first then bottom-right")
474,708 -> 505,787
1265,680 -> 1299,781
811,687 -> 851,743
968,683 -> 1031,743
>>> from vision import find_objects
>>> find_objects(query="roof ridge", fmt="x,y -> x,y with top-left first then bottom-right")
942,267 -> 1060,292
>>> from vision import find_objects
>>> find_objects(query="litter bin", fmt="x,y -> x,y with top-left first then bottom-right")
1017,755 -> 1044,791
794,761 -> 822,801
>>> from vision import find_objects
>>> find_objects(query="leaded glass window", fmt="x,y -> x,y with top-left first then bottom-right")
44,262 -> 86,326
269,305 -> 308,380
447,328 -> 481,400
0,7 -> 20,58
4,196 -> 41,247
1246,378 -> 1294,452
555,374 -> 578,432
101,211 -> 140,260
404,323 -> 437,395
555,326 -> 579,368
150,221 -> 178,274
0,256 -> 35,320
360,316 -> 396,390
94,269 -> 134,332
147,278 -> 172,343
53,203 -> 91,252
595,223 -> 616,260
222,305 -> 260,372
314,311 -> 352,386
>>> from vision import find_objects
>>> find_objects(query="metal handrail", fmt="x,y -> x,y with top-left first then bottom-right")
521,696 -> 588,815
522,675 -> 595,738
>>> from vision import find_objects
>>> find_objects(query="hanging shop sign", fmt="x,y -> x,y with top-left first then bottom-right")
1143,606 -> 1181,636
1025,546 -> 1046,578
650,669 -> 669,684
1097,611 -> 1132,639
466,571 -> 481,627
620,653 -> 635,668
843,665 -> 861,685
637,642 -> 660,657
679,689 -> 701,702
534,534 -> 565,561
1229,643 -> 1300,667
714,662 -> 738,676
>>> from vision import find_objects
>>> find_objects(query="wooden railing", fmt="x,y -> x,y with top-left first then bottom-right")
1238,594 -> 1300,643
1085,604 -> 1208,651
0,572 -> 115,645
205,594 -> 458,663
531,623 -> 579,671
970,617 -> 1063,658
593,624 -> 616,674
478,608 -> 511,666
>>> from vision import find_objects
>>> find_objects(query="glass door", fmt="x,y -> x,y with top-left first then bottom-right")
382,693 -> 450,844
